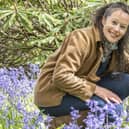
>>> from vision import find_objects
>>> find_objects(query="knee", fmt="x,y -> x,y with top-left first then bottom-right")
120,73 -> 129,87
121,72 -> 129,79
90,96 -> 106,107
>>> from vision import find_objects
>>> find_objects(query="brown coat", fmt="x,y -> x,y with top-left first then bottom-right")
34,26 -> 120,107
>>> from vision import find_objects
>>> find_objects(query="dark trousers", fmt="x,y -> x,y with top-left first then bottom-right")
39,72 -> 129,117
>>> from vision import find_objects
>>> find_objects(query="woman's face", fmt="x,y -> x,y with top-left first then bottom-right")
102,9 -> 129,43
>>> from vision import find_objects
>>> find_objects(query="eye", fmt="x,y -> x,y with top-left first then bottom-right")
112,21 -> 117,25
120,25 -> 127,30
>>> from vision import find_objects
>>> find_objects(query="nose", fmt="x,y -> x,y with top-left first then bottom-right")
114,25 -> 120,33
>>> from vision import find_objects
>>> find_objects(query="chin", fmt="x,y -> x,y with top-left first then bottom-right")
105,36 -> 119,43
107,38 -> 118,43
106,40 -> 116,43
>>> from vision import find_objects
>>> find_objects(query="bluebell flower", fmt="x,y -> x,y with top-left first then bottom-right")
1,64 -> 129,129
70,107 -> 80,121
63,122 -> 82,129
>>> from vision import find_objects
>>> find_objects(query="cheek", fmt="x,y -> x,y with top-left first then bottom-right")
103,24 -> 108,31
121,30 -> 127,37
103,26 -> 110,35
103,24 -> 112,31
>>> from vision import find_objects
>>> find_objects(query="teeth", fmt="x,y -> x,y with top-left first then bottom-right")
110,32 -> 117,38
111,34 -> 116,37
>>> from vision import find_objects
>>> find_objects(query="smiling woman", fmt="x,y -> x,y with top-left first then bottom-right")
34,2 -> 129,128
102,9 -> 129,43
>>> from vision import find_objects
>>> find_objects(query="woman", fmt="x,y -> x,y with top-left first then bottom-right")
34,2 -> 129,127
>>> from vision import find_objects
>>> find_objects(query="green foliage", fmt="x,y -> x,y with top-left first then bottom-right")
0,0 -> 128,67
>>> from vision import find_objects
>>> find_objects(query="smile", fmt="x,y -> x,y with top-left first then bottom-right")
109,31 -> 119,38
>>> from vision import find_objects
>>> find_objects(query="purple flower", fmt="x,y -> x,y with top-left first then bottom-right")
1,64 -> 129,129
70,107 -> 80,121
44,115 -> 53,129
63,122 -> 82,129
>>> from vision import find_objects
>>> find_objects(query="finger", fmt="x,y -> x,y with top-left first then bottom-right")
105,97 -> 111,103
111,92 -> 122,103
110,97 -> 121,104
112,94 -> 122,103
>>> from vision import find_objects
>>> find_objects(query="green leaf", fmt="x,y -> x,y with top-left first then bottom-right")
44,13 -> 61,26
0,10 -> 13,20
51,27 -> 61,33
39,13 -> 53,29
0,9 -> 13,14
18,12 -> 33,32
3,13 -> 16,30
38,13 -> 61,29
30,36 -> 55,46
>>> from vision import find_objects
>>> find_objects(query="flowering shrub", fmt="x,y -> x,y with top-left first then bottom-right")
0,64 -> 129,129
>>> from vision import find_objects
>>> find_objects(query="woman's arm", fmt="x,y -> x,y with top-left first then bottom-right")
52,29 -> 96,101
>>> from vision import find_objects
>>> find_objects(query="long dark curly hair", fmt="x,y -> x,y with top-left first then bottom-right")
92,2 -> 129,71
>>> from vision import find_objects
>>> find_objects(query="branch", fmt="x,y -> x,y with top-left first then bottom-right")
0,44 -> 56,51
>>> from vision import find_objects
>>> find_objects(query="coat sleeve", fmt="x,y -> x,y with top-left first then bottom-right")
52,30 -> 96,101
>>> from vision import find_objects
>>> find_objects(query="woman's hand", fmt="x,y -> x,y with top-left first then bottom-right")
94,85 -> 122,104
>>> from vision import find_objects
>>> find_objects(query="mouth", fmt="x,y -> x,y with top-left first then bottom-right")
109,31 -> 119,39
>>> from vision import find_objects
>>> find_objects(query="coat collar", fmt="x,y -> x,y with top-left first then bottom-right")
92,26 -> 101,42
